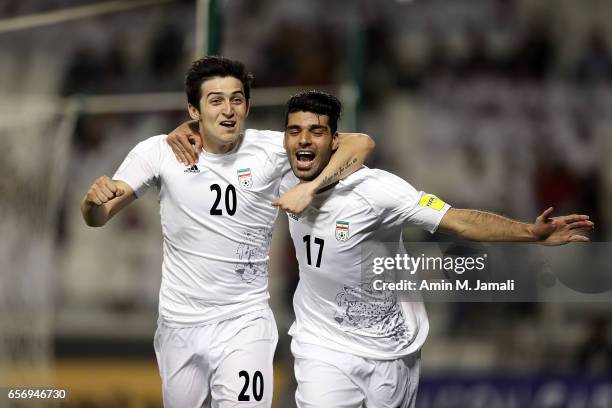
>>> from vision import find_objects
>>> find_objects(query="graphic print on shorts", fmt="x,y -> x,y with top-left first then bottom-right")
334,281 -> 408,344
234,229 -> 272,282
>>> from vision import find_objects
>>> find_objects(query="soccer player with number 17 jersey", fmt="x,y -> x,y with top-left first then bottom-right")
279,91 -> 593,408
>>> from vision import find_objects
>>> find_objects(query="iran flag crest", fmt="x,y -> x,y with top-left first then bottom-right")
237,168 -> 252,189
335,220 -> 350,241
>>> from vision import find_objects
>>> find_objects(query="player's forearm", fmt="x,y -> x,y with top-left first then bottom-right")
311,133 -> 375,190
444,209 -> 536,242
80,199 -> 110,227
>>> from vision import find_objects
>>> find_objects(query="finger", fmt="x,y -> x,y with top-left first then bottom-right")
571,227 -> 594,234
115,187 -> 125,197
271,200 -> 280,207
87,192 -> 102,206
569,235 -> 590,242
289,204 -> 305,214
95,189 -> 109,203
568,220 -> 594,229
177,149 -> 189,165
181,151 -> 192,166
173,141 -> 190,165
538,207 -> 554,222
180,145 -> 194,165
558,214 -> 590,224
99,185 -> 115,199
186,135 -> 201,162
191,135 -> 203,158
97,179 -> 115,195
177,135 -> 196,164
95,176 -> 111,186
187,121 -> 201,156
104,180 -> 118,194
182,145 -> 196,165
169,139 -> 188,164
180,142 -> 196,164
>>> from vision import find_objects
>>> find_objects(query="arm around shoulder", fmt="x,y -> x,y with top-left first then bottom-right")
314,132 -> 375,189
337,133 -> 376,162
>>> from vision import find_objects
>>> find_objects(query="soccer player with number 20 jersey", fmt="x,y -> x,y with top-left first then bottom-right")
81,57 -> 374,408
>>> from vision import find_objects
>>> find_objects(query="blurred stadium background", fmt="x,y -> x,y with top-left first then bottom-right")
1,0 -> 611,407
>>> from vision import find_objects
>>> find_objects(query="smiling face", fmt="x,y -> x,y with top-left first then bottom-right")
284,111 -> 339,181
188,76 -> 249,154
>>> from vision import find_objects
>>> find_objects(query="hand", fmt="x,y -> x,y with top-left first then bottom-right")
85,176 -> 124,206
167,120 -> 202,165
533,207 -> 594,244
272,182 -> 318,215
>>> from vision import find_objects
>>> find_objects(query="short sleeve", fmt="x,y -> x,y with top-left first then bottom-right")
113,135 -> 165,197
275,148 -> 292,175
364,170 -> 451,233
263,130 -> 291,175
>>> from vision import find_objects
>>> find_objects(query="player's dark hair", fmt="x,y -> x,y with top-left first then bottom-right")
285,90 -> 342,134
185,56 -> 254,111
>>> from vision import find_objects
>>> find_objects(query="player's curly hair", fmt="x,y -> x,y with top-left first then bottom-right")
285,90 -> 342,134
185,56 -> 254,111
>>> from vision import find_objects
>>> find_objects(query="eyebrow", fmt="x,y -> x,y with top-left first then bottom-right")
286,124 -> 329,130
308,124 -> 328,131
206,90 -> 245,98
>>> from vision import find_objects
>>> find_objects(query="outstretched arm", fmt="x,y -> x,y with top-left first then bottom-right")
438,207 -> 593,244
81,176 -> 136,227
273,133 -> 375,214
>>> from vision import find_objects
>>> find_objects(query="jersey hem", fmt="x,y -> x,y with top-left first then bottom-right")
158,301 -> 270,329
291,335 -> 424,362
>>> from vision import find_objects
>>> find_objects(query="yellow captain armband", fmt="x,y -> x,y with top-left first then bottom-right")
419,194 -> 446,211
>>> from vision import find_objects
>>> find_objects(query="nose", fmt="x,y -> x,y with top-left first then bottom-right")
221,100 -> 234,117
298,131 -> 312,146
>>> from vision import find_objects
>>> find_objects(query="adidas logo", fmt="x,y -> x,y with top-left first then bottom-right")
184,164 -> 200,173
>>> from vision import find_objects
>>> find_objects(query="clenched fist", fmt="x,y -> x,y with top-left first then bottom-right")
85,176 -> 125,206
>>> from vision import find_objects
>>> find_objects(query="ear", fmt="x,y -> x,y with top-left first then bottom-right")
331,132 -> 339,151
188,104 -> 200,121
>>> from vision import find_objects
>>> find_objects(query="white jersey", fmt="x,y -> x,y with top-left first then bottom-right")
281,168 -> 451,360
113,130 -> 290,327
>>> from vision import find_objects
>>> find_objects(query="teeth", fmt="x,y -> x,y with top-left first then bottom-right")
297,151 -> 315,162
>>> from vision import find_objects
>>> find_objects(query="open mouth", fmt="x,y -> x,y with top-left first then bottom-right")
219,120 -> 236,129
295,151 -> 316,170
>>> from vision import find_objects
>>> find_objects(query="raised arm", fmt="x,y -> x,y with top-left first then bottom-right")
81,176 -> 136,227
438,207 -> 593,244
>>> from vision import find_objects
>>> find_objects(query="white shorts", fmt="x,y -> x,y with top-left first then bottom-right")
154,308 -> 278,408
292,341 -> 420,408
